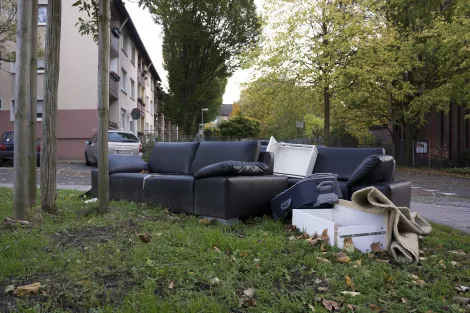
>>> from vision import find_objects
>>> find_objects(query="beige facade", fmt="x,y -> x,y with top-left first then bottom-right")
0,0 -> 161,160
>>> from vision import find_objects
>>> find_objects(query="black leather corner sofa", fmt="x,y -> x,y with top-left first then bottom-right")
91,141 -> 411,219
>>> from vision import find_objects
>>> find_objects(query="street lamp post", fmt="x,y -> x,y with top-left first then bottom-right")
201,108 -> 209,126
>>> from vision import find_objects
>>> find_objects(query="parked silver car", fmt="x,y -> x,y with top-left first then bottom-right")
85,130 -> 142,166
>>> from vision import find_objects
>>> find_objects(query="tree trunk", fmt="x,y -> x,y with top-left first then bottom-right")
404,122 -> 414,167
28,0 -> 38,208
13,0 -> 32,220
41,0 -> 61,213
98,0 -> 110,213
323,86 -> 330,146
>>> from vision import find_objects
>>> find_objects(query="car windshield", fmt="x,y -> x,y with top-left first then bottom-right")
3,133 -> 14,142
108,132 -> 139,143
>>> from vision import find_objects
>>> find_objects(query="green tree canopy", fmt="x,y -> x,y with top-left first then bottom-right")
218,114 -> 260,140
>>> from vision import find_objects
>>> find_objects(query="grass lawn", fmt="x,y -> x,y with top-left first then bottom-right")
398,166 -> 470,179
1,188 -> 470,312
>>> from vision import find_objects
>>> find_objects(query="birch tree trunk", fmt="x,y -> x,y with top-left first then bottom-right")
28,0 -> 38,208
41,0 -> 61,213
13,0 -> 32,220
98,0 -> 110,213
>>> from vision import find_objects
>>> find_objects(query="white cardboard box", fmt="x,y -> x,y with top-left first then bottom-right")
292,199 -> 389,253
266,136 -> 318,178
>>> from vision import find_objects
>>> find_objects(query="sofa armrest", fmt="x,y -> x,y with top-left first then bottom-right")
108,154 -> 149,174
349,180 -> 411,208
347,155 -> 395,188
258,151 -> 274,175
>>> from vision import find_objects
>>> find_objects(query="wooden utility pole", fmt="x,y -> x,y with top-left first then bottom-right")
41,0 -> 62,213
97,0 -> 110,213
28,0 -> 38,207
13,0 -> 32,220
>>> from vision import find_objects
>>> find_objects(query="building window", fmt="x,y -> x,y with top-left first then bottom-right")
121,108 -> 127,130
146,96 -> 149,112
150,100 -> 153,115
131,45 -> 136,66
146,123 -> 149,131
10,100 -> 43,121
38,5 -> 47,25
130,78 -> 135,99
122,34 -> 128,56
150,77 -> 153,91
121,68 -> 127,93
0,98 -> 2,110
130,119 -> 134,134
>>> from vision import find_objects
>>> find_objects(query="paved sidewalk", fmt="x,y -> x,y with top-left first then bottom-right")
0,183 -> 91,192
411,202 -> 470,233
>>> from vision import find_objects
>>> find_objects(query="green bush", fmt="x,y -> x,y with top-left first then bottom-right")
457,149 -> 470,167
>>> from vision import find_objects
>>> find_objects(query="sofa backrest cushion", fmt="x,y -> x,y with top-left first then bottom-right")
148,142 -> 200,175
313,147 -> 385,180
189,140 -> 261,175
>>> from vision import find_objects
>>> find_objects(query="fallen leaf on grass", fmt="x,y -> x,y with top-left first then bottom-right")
321,229 -> 330,244
213,246 -> 222,253
308,303 -> 316,312
285,225 -> 297,232
368,303 -> 380,311
401,298 -> 409,303
334,252 -> 350,263
341,291 -> 361,296
411,274 -> 419,280
320,243 -> 327,252
288,236 -> 296,241
5,285 -> 14,294
307,237 -> 320,246
298,233 -> 310,240
355,259 -> 362,266
322,299 -> 340,311
239,251 -> 249,257
412,280 -> 425,285
453,296 -> 470,304
347,304 -> 357,311
199,219 -> 215,225
370,242 -> 382,252
138,232 -> 151,243
343,238 -> 355,254
450,250 -> 466,255
244,288 -> 255,298
210,278 -> 220,284
241,299 -> 256,306
168,280 -> 174,290
16,283 -> 41,297
317,257 -> 331,263
451,261 -> 459,266
318,287 -> 329,291
345,276 -> 355,291
439,259 -> 446,269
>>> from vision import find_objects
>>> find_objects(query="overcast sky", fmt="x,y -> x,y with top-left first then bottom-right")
125,0 -> 264,105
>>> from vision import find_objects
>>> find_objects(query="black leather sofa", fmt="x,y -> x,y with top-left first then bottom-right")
91,140 -> 288,220
287,147 -> 411,207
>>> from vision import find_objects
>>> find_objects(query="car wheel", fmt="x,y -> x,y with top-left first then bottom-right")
0,159 -> 4,167
85,152 -> 91,166
37,158 -> 40,167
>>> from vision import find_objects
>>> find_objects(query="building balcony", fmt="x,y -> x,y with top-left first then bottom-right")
110,29 -> 120,58
109,72 -> 120,99
137,98 -> 146,117
137,70 -> 146,86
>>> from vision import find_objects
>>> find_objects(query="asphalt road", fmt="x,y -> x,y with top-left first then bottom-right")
0,162 -> 91,189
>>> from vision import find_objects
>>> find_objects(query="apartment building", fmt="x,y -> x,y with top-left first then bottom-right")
0,0 -> 162,160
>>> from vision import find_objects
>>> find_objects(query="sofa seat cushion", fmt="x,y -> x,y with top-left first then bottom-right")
189,141 -> 260,175
194,176 -> 288,220
143,175 -> 195,214
193,161 -> 269,179
148,142 -> 199,175
108,155 -> 148,174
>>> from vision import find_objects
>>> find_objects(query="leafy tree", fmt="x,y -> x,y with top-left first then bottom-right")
239,75 -> 322,140
304,114 -> 323,143
0,0 -> 16,60
219,114 -> 260,140
246,0 -> 384,145
145,0 -> 260,136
